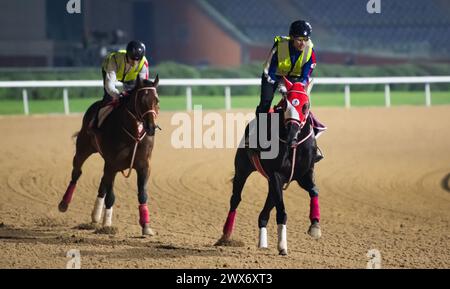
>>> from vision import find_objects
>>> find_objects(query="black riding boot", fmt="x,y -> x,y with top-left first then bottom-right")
88,108 -> 101,135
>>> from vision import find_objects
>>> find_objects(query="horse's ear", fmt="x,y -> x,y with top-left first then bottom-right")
283,76 -> 293,91
153,74 -> 159,88
137,75 -> 143,88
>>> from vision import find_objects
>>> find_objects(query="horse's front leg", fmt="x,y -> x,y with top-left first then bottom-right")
269,172 -> 288,255
97,164 -> 116,228
137,165 -> 154,236
258,192 -> 275,249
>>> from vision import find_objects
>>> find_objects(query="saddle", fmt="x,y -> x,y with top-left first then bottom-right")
89,99 -> 120,130
309,112 -> 327,139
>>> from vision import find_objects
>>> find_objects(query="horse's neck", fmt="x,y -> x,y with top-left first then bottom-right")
105,102 -> 135,133
124,95 -> 137,114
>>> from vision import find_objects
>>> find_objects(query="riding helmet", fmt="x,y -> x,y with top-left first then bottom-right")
289,20 -> 312,38
126,40 -> 146,61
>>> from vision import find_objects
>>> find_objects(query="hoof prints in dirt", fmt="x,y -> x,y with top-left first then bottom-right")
35,217 -> 67,228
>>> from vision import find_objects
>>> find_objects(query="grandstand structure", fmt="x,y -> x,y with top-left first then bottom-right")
0,0 -> 449,67
204,0 -> 450,64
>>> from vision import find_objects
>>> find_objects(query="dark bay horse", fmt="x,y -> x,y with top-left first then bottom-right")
218,77 -> 322,255
58,76 -> 160,235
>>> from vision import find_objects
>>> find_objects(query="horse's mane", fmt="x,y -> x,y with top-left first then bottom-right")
129,79 -> 155,95
142,79 -> 155,87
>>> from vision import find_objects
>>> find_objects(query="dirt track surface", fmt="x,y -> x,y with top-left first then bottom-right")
0,107 -> 449,268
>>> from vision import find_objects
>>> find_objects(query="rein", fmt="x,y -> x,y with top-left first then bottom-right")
281,124 -> 313,190
280,112 -> 313,190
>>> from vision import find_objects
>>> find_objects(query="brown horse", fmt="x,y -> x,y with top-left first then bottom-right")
58,76 -> 160,235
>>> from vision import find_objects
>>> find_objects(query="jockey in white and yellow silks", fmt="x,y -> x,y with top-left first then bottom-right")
92,40 -> 149,129
257,20 -> 326,162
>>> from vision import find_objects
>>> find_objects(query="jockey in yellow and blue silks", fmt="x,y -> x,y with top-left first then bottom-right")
92,40 -> 149,129
102,40 -> 149,102
258,20 -> 316,113
257,20 -> 326,162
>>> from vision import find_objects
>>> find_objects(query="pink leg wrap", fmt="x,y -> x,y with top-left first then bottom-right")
309,196 -> 320,222
223,210 -> 236,236
62,182 -> 76,205
139,204 -> 150,227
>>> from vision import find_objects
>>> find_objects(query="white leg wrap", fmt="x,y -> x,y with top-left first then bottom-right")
258,227 -> 268,248
103,207 -> 113,227
277,224 -> 288,255
91,197 -> 104,223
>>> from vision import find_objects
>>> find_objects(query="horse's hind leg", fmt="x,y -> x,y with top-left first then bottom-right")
220,148 -> 254,242
136,165 -> 154,236
58,131 -> 94,212
297,169 -> 321,239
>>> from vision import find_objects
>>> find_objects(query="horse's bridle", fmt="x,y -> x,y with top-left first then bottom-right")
280,99 -> 313,190
120,86 -> 160,178
280,95 -> 310,147
133,86 -> 159,122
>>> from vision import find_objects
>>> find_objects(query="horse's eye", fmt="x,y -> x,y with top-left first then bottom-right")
302,103 -> 309,114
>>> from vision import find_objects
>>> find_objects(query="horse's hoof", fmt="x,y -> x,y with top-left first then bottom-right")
58,201 -> 68,212
142,224 -> 155,236
215,232 -> 231,244
279,249 -> 288,256
214,236 -> 245,247
95,226 -> 118,235
214,236 -> 228,246
258,243 -> 268,249
308,222 -> 322,239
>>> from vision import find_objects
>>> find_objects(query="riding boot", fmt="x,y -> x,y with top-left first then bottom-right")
88,108 -> 101,135
253,111 -> 267,152
245,118 -> 260,153
310,111 -> 327,138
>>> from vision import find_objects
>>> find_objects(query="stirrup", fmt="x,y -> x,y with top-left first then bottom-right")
315,146 -> 324,163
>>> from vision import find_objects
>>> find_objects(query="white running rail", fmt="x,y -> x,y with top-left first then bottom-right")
1,76 -> 449,114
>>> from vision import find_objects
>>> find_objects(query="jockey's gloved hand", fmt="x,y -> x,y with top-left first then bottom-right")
277,83 -> 287,97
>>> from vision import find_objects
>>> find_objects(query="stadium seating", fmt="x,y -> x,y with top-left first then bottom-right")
207,0 -> 450,58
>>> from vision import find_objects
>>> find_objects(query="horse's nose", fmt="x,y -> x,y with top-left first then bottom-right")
289,132 -> 300,147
